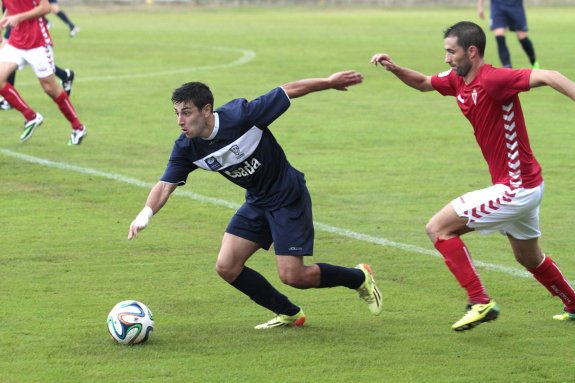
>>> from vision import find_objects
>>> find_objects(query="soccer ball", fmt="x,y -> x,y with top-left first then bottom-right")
107,300 -> 154,345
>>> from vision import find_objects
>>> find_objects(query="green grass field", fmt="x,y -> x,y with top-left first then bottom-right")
1,5 -> 575,382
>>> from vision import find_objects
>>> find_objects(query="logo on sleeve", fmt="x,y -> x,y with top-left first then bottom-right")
205,156 -> 223,171
457,94 -> 465,104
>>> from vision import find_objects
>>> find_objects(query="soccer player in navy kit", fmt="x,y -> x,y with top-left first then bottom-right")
372,21 -> 575,331
477,0 -> 539,69
128,71 -> 383,329
47,0 -> 80,37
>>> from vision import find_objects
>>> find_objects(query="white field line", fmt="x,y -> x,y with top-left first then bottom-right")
16,46 -> 257,85
0,147 -> 533,280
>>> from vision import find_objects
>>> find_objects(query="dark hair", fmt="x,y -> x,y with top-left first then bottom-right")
171,82 -> 214,110
443,21 -> 486,57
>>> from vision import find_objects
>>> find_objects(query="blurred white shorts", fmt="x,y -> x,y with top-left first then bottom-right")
451,183 -> 544,240
0,44 -> 55,78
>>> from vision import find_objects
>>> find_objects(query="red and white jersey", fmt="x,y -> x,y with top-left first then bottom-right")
3,0 -> 52,49
431,65 -> 543,189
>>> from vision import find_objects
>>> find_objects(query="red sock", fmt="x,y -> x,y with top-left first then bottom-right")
529,256 -> 575,312
0,83 -> 36,121
52,91 -> 83,130
435,237 -> 490,304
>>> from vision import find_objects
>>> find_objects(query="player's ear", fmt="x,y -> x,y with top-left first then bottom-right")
202,104 -> 213,115
468,45 -> 479,59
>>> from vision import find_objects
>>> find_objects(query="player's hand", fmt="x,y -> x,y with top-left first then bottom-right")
127,207 -> 153,240
1,15 -> 22,29
128,220 -> 147,240
328,71 -> 364,91
370,53 -> 397,71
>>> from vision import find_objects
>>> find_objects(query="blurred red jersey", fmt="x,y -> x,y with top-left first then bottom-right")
3,0 -> 52,49
431,65 -> 543,189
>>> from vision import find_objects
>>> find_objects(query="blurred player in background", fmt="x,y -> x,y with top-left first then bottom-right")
128,71 -> 383,329
0,14 -> 75,111
0,12 -> 14,110
371,21 -> 575,331
477,0 -> 539,68
0,0 -> 86,145
47,0 -> 79,37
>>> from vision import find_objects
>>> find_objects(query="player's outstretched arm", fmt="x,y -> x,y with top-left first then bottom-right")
281,70 -> 364,99
371,53 -> 434,92
128,181 -> 178,239
530,69 -> 575,101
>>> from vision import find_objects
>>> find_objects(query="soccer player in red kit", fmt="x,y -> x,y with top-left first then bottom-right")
0,0 -> 86,145
371,21 -> 575,331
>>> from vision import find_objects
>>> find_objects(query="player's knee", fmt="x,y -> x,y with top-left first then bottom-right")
278,270 -> 296,286
278,269 -> 305,288
425,220 -> 439,243
215,260 -> 238,283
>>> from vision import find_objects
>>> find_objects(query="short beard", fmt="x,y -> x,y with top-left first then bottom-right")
454,59 -> 472,77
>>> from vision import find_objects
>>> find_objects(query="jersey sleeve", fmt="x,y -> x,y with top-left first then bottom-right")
159,141 -> 197,185
246,87 -> 291,127
431,69 -> 457,96
483,68 -> 531,102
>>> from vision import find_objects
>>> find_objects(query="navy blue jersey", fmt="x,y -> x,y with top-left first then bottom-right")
161,87 -> 307,210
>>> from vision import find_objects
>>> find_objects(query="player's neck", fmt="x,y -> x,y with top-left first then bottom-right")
199,114 -> 216,139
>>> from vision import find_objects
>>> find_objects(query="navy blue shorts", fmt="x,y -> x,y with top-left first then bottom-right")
226,189 -> 314,256
490,0 -> 528,32
49,0 -> 59,4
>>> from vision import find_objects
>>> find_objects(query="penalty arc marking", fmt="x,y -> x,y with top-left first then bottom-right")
16,45 -> 257,85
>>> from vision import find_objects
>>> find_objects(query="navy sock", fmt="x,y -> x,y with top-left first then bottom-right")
54,66 -> 67,82
495,35 -> 512,68
316,263 -> 365,289
56,11 -> 75,29
230,267 -> 300,316
519,37 -> 536,65
7,70 -> 15,86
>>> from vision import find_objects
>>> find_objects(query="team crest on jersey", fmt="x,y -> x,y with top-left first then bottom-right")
205,156 -> 223,170
472,89 -> 478,105
229,145 -> 245,160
